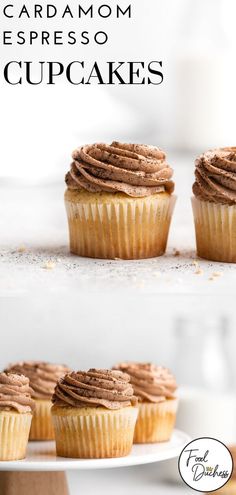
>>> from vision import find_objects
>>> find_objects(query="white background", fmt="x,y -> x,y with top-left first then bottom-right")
0,0 -> 236,181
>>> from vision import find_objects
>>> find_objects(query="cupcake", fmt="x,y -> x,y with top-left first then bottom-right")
0,373 -> 34,460
65,142 -> 176,259
192,147 -> 236,262
113,362 -> 178,443
51,369 -> 138,458
5,361 -> 70,440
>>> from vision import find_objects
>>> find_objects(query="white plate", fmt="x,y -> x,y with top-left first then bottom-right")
0,430 -> 190,471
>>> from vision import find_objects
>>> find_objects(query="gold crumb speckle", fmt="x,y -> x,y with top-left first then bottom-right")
17,245 -> 26,253
43,261 -> 56,270
208,271 -> 222,281
173,249 -> 180,257
195,268 -> 203,275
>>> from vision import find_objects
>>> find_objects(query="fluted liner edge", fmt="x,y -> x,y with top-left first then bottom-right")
134,399 -> 178,444
65,194 -> 176,259
52,406 -> 138,458
0,412 -> 32,460
192,197 -> 236,263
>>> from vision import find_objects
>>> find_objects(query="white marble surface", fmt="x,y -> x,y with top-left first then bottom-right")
1,153 -> 236,299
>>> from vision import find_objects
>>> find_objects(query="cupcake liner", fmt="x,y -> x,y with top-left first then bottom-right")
210,481 -> 236,494
192,197 -> 236,262
134,399 -> 178,444
52,405 -> 138,458
30,400 -> 54,441
192,197 -> 236,263
65,190 -> 176,259
0,411 -> 32,460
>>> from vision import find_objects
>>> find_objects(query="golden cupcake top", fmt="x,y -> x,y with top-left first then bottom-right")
52,368 -> 138,410
0,372 -> 35,413
66,142 -> 175,197
113,362 -> 177,403
5,361 -> 70,400
193,147 -> 236,205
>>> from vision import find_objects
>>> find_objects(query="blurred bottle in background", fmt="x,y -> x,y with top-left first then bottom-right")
161,316 -> 236,484
174,316 -> 236,443
172,0 -> 236,151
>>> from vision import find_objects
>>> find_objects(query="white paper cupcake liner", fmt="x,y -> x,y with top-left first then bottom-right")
65,191 -> 176,259
30,400 -> 54,441
192,197 -> 236,262
0,411 -> 32,460
52,406 -> 138,458
134,399 -> 178,444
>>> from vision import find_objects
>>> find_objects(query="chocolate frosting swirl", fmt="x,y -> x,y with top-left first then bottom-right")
0,373 -> 35,413
66,142 -> 175,198
113,363 -> 177,403
193,147 -> 236,205
5,362 -> 70,400
52,369 -> 138,410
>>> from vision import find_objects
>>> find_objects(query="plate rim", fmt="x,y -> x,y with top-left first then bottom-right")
0,429 -> 191,472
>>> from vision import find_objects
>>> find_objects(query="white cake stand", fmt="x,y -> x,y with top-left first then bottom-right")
0,429 -> 189,495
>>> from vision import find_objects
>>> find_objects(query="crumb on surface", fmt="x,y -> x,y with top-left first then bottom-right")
195,268 -> 203,275
0,244 -> 232,294
17,245 -> 26,253
42,261 -> 56,270
173,249 -> 180,257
